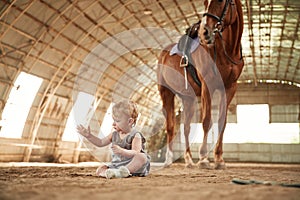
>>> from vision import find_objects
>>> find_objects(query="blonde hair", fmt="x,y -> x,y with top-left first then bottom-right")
112,100 -> 139,125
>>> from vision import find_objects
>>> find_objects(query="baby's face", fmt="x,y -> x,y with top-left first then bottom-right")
112,112 -> 131,134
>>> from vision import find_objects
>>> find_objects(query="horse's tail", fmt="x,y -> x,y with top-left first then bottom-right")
158,43 -> 175,65
157,44 -> 174,87
157,49 -> 168,85
159,50 -> 168,66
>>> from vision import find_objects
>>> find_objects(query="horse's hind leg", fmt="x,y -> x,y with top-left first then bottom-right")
197,87 -> 212,169
158,85 -> 175,167
182,97 -> 196,168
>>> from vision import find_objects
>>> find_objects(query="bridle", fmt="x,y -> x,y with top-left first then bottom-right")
202,0 -> 243,66
202,0 -> 232,34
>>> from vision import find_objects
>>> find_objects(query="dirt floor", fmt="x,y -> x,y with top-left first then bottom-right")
0,162 -> 299,200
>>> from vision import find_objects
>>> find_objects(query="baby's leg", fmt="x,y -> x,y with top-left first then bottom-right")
96,164 -> 108,177
126,153 -> 148,173
97,164 -> 131,179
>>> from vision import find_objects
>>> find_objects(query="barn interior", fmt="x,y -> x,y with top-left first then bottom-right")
1,1 -> 300,200
0,0 -> 299,170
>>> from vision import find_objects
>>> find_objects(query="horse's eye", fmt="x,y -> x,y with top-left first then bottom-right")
218,0 -> 223,2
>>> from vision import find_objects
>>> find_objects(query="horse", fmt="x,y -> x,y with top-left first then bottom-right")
157,21 -> 202,168
157,0 -> 244,169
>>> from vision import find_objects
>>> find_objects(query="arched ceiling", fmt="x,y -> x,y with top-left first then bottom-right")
1,0 -> 300,83
0,0 -> 300,117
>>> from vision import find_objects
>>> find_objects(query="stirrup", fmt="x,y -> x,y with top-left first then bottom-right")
180,55 -> 188,67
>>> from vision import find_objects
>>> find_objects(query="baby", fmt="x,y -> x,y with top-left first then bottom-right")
77,100 -> 150,179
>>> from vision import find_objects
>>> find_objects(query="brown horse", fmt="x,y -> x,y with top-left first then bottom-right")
157,21 -> 202,168
157,0 -> 244,169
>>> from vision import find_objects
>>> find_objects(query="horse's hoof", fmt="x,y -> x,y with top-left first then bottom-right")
185,163 -> 195,168
197,160 -> 211,169
163,162 -> 172,168
214,162 -> 226,170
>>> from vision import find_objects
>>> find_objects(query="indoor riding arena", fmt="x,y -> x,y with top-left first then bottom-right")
0,0 -> 299,200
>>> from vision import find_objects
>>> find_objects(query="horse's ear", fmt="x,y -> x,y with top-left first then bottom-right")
185,27 -> 190,34
204,0 -> 208,8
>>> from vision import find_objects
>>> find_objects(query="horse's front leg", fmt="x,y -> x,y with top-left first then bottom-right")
214,99 -> 226,169
214,84 -> 237,169
197,89 -> 212,169
182,97 -> 196,168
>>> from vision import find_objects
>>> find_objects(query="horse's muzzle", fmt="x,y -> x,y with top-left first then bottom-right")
199,25 -> 216,46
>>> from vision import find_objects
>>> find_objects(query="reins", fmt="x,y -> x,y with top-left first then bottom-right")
217,31 -> 243,65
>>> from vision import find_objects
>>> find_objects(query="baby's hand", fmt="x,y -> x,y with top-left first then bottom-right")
111,145 -> 123,155
76,125 -> 91,137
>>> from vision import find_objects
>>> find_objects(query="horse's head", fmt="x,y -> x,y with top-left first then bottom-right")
199,0 -> 239,46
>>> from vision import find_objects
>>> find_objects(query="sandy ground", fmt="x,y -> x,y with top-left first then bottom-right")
0,162 -> 299,200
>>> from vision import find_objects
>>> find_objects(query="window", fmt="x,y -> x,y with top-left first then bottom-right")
180,104 -> 299,143
225,104 -> 299,143
62,92 -> 94,141
237,104 -> 269,124
99,103 -> 113,137
0,72 -> 43,138
63,100 -> 113,142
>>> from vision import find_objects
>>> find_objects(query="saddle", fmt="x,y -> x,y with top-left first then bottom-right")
177,21 -> 202,87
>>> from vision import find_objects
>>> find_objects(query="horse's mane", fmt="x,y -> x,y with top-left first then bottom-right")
229,0 -> 244,55
235,0 -> 244,41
